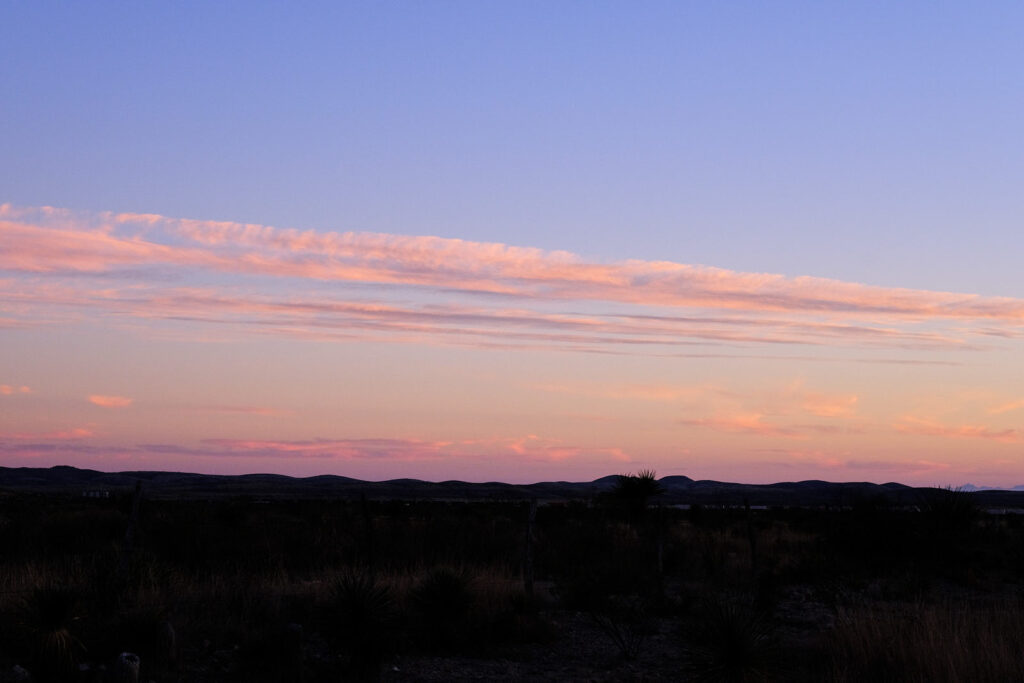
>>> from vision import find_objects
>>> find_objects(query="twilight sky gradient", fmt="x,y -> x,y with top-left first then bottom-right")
3,3 -> 1024,485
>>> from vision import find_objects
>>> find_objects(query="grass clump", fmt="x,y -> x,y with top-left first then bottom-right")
828,600 -> 1024,682
410,566 -> 475,652
683,596 -> 779,683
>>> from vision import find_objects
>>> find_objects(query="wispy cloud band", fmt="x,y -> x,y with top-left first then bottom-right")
4,204 -> 1024,325
3,204 -> 1020,356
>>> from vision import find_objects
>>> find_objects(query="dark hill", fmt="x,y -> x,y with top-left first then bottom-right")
0,465 -> 1018,508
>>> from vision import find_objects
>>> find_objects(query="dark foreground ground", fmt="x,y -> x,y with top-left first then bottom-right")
2,480 -> 1024,682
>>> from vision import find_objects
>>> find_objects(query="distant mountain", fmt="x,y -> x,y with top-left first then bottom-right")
961,483 -> 1024,493
4,464 -> 1009,507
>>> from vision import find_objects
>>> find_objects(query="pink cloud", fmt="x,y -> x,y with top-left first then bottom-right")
202,437 -> 444,459
0,431 -> 629,477
842,458 -> 951,473
0,219 -> 220,274
88,395 -> 133,408
0,427 -> 93,440
2,280 -> 973,354
533,381 -> 731,403
680,412 -> 858,439
194,434 -> 632,464
196,405 -> 294,417
538,380 -> 861,427
4,204 -> 1024,328
0,385 -> 31,395
744,449 -> 960,484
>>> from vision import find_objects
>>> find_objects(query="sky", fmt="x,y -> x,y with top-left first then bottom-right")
2,3 -> 1024,485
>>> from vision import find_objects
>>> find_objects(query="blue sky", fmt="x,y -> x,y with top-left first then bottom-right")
5,3 -> 1024,291
3,3 -> 1024,483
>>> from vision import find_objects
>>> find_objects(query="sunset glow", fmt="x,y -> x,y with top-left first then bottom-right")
4,3 -> 1024,486
3,203 -> 1023,485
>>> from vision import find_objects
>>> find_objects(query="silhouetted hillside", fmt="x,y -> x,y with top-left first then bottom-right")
2,465 -> 1014,507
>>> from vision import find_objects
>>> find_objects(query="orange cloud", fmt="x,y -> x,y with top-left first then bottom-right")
895,416 -> 1022,443
777,381 -> 859,418
990,399 -> 1024,415
680,413 -> 808,439
800,392 -> 859,417
0,385 -> 31,395
88,395 -> 134,408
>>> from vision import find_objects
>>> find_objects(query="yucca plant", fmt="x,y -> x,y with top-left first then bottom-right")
23,586 -> 85,682
590,593 -> 653,661
683,597 -> 779,683
328,570 -> 395,682
410,567 -> 474,652
611,470 -> 665,518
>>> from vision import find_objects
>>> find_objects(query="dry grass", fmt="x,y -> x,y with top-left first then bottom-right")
828,598 -> 1024,682
5,495 -> 1024,680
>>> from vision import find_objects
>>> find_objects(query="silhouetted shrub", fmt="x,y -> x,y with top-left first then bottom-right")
326,570 -> 396,681
22,586 -> 85,682
920,487 -> 978,532
451,570 -> 557,651
609,470 -> 664,522
591,593 -> 656,661
410,567 -> 474,652
683,596 -> 780,683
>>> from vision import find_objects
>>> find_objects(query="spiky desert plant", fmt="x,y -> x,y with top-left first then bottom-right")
23,585 -> 85,681
329,570 -> 395,681
590,593 -> 653,661
410,567 -> 474,651
684,597 -> 779,683
920,486 -> 978,534
613,470 -> 664,503
611,470 -> 665,521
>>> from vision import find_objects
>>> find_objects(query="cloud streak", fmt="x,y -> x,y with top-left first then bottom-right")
0,427 -> 93,440
88,395 -> 133,408
0,433 -> 631,470
678,414 -> 851,440
193,405 -> 294,417
4,204 -> 1024,331
895,416 -> 1022,443
0,278 -> 983,355
198,435 -> 630,463
990,399 -> 1024,415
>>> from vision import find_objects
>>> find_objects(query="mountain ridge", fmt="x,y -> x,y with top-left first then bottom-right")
5,465 -> 1023,507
